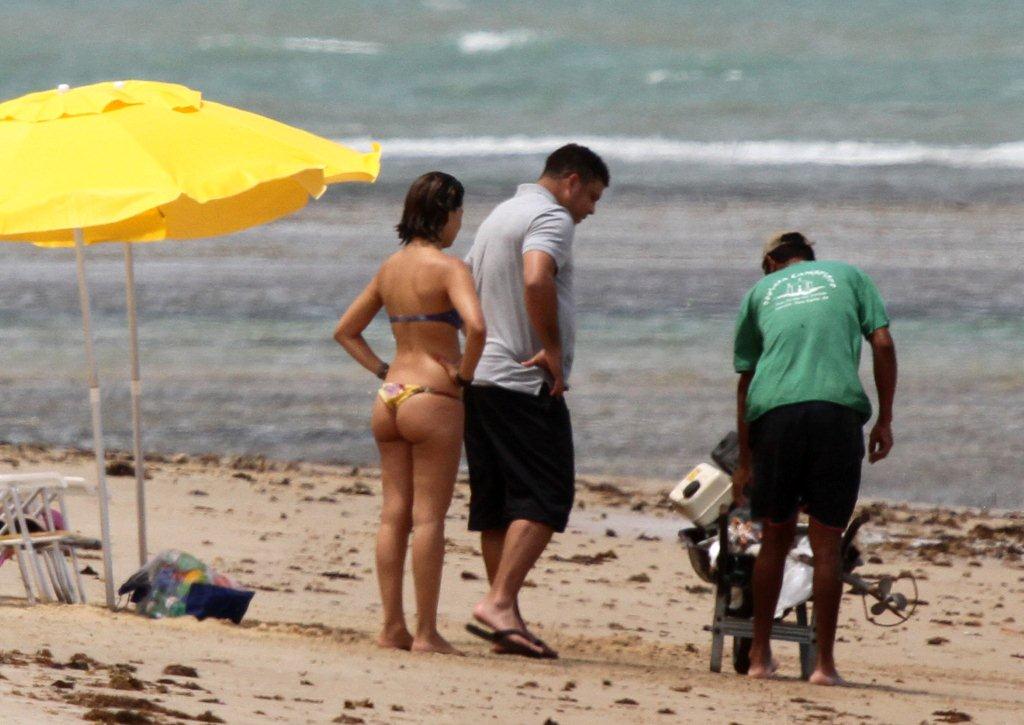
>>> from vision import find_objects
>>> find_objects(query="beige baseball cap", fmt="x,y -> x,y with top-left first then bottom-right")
763,231 -> 814,257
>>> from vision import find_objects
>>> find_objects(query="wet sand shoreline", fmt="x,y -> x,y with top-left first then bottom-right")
1,442 -> 1021,723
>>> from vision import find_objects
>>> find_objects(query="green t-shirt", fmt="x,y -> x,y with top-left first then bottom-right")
733,260 -> 890,424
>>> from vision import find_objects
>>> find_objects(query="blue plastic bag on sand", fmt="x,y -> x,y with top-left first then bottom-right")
185,583 -> 254,624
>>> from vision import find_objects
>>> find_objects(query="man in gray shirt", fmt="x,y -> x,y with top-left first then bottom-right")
463,144 -> 608,658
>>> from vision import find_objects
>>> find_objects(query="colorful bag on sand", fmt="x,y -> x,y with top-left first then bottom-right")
118,549 -> 253,623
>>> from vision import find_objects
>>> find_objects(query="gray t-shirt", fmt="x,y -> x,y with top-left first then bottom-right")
465,183 -> 576,395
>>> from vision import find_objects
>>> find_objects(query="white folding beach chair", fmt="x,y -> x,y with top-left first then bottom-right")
0,472 -> 96,605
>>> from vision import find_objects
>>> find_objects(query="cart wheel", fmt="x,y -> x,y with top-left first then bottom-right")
732,637 -> 752,674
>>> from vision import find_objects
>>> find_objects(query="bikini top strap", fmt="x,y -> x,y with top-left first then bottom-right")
388,309 -> 463,327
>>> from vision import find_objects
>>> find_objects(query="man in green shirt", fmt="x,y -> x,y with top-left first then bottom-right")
731,232 -> 897,686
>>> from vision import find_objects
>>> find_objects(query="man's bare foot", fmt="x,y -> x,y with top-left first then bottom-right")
376,625 -> 413,650
411,633 -> 462,655
747,656 -> 779,679
491,599 -> 531,653
809,668 -> 847,686
472,599 -> 545,656
490,600 -> 525,654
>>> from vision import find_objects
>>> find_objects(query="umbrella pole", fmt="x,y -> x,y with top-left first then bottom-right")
73,229 -> 117,608
124,243 -> 148,567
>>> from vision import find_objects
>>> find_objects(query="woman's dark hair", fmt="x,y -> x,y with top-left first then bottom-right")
396,171 -> 464,244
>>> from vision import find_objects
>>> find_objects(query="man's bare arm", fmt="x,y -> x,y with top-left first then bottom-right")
731,371 -> 755,502
867,326 -> 896,463
522,250 -> 564,395
447,261 -> 487,382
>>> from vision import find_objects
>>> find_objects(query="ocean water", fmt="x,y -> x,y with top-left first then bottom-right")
1,2 -> 1022,508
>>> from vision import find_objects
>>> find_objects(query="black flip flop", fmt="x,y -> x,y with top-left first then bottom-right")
465,623 -> 558,659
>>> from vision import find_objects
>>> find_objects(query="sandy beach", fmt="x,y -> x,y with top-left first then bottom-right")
3,5 -> 1023,724
1,441 -> 1021,724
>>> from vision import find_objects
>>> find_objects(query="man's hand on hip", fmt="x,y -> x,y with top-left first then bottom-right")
521,349 -> 566,396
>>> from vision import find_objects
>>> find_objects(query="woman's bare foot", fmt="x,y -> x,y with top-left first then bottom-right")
411,632 -> 462,655
809,668 -> 847,686
376,624 -> 413,650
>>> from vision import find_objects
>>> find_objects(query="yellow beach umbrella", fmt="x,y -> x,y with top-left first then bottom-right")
0,80 -> 380,243
0,81 -> 381,606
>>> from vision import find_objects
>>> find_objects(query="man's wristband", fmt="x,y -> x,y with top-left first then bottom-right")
454,373 -> 472,388
376,362 -> 390,380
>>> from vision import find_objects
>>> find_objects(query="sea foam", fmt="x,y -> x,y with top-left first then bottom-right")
457,30 -> 537,55
346,136 -> 1024,169
198,34 -> 382,55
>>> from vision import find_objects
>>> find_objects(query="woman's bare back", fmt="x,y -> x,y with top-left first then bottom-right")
378,244 -> 463,390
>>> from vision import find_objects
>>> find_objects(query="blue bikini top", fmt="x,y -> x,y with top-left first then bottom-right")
388,308 -> 463,329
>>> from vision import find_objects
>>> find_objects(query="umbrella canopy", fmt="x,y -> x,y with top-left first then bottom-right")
0,80 -> 380,243
0,80 -> 381,607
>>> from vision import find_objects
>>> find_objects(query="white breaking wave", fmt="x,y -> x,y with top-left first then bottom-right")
645,69 -> 699,85
457,30 -> 537,54
422,0 -> 466,10
198,34 -> 383,55
280,37 -> 383,55
339,136 -> 1024,169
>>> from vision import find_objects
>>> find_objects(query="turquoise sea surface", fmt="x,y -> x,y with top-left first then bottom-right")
1,2 -> 1022,507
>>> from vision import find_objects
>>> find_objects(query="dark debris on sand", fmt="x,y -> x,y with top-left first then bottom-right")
320,571 -> 361,581
82,709 -> 155,724
162,664 -> 199,678
333,482 -> 374,496
551,549 -> 618,566
108,668 -> 146,691
857,502 -> 1023,564
104,460 -> 135,477
70,693 -> 223,723
0,651 -> 229,724
343,698 -> 374,709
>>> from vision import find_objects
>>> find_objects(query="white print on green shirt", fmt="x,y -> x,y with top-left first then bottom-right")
762,269 -> 838,310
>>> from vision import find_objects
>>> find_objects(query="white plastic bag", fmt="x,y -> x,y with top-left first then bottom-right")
775,536 -> 814,618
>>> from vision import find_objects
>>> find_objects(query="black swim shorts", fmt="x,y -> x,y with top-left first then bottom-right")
464,384 -> 575,533
748,400 -> 865,530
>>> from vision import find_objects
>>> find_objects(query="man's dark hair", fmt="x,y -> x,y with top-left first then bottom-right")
396,171 -> 465,244
541,144 -> 610,187
763,231 -> 815,274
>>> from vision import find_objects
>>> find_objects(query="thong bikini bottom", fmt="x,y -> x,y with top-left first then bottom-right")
377,382 -> 459,411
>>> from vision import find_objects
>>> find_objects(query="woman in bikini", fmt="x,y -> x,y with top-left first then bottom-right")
334,172 -> 485,654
